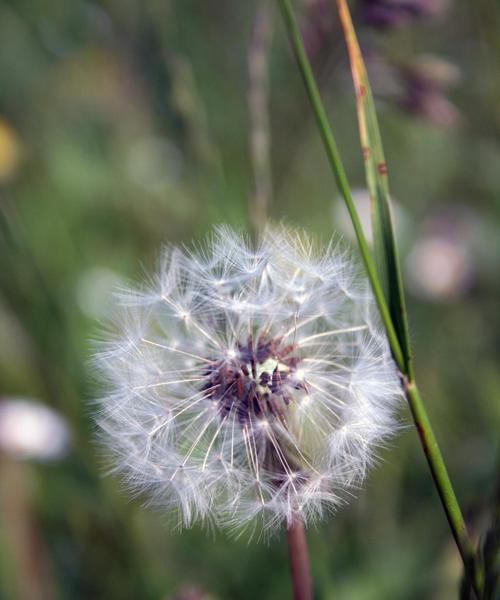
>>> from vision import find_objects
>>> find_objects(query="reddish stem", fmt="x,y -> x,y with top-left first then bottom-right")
286,516 -> 312,600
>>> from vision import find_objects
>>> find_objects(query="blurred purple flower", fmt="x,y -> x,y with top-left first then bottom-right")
361,0 -> 450,29
367,53 -> 461,127
399,55 -> 461,127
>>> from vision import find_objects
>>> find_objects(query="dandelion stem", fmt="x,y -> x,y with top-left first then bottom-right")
276,0 -> 484,596
286,516 -> 313,600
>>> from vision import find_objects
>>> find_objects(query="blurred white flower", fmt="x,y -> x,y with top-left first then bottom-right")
407,236 -> 472,300
0,398 -> 70,461
406,207 -> 479,301
94,226 -> 401,533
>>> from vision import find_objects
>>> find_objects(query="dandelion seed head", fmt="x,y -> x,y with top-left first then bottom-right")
94,226 -> 402,534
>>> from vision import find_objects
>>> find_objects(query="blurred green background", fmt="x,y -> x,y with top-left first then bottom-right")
0,1 -> 499,598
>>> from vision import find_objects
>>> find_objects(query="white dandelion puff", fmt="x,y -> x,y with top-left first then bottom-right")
93,226 -> 402,534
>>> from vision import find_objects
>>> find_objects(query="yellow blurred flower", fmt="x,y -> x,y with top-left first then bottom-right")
0,117 -> 22,181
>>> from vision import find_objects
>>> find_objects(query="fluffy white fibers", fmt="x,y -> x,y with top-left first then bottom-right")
93,226 -> 402,535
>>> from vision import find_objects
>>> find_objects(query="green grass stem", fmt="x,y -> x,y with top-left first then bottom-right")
276,0 -> 484,596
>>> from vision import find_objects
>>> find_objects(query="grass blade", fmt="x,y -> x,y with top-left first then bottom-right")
336,0 -> 413,377
276,0 -> 405,373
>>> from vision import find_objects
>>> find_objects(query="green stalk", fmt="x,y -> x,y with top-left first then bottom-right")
405,380 -> 483,596
276,0 -> 484,596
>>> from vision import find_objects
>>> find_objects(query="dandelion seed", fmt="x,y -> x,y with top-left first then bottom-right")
93,226 -> 402,533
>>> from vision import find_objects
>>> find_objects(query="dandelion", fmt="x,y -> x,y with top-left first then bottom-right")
94,226 -> 401,535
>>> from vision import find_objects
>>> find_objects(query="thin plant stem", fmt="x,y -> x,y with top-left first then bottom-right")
248,0 -> 274,235
286,516 -> 313,600
276,0 -> 484,596
0,453 -> 56,599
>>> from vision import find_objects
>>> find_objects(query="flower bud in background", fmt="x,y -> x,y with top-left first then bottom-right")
94,226 -> 402,534
0,398 -> 70,462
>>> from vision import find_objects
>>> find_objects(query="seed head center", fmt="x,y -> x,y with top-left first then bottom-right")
201,334 -> 305,426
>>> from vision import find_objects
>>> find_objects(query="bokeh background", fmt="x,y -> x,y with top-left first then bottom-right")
0,1 -> 499,598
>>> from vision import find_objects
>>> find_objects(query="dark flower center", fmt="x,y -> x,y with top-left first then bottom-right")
201,335 -> 305,427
